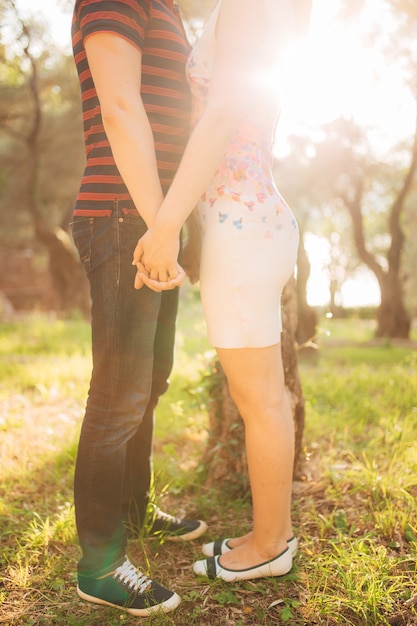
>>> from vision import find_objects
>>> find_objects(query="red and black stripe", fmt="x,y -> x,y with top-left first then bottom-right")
72,0 -> 191,216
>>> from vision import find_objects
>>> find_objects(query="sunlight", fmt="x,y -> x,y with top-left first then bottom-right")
305,234 -> 380,308
305,234 -> 331,306
274,0 -> 414,308
340,272 -> 381,308
277,0 -> 416,149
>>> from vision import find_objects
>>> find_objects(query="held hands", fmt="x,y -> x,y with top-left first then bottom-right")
132,227 -> 185,292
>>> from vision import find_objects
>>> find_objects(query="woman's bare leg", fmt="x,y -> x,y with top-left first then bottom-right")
215,343 -> 294,569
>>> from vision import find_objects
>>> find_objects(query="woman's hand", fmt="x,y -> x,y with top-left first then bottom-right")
132,227 -> 185,292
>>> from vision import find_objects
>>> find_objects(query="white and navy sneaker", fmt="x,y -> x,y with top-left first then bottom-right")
77,556 -> 181,616
149,507 -> 207,542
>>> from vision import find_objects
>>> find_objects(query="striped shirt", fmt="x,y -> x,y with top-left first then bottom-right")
72,0 -> 191,216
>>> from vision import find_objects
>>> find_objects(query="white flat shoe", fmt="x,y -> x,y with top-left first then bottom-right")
202,536 -> 298,558
192,547 -> 293,582
201,538 -> 233,557
288,536 -> 298,557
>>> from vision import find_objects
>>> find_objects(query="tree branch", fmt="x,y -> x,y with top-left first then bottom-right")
388,105 -> 417,271
8,0 -> 43,225
339,179 -> 386,285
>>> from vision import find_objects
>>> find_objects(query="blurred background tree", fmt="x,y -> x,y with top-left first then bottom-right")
0,0 -> 89,313
276,0 -> 417,340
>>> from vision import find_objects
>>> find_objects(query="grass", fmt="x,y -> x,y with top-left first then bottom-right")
0,289 -> 416,625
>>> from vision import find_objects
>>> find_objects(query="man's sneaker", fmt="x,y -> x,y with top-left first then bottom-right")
77,556 -> 181,616
149,507 -> 208,542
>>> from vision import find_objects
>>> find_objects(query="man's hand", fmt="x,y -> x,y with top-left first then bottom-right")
135,267 -> 186,292
132,227 -> 185,291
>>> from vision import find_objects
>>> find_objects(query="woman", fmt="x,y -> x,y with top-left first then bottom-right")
134,0 -> 312,582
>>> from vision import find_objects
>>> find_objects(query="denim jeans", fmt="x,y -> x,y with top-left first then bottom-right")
71,206 -> 178,575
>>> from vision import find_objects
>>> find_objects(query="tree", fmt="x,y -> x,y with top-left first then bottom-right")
298,115 -> 416,338
273,0 -> 417,338
0,1 -> 90,314
295,228 -> 318,342
331,0 -> 417,337
339,120 -> 417,337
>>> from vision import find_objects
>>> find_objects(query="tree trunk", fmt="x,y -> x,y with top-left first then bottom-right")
281,278 -> 305,467
201,360 -> 249,494
16,21 -> 91,318
376,273 -> 411,338
341,112 -> 417,340
202,278 -> 305,494
345,189 -> 412,339
35,223 -> 91,317
296,232 -> 318,345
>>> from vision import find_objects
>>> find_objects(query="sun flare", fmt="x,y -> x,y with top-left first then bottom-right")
277,0 -> 415,147
274,0 -> 415,308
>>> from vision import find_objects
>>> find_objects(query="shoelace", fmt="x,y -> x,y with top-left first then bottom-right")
113,559 -> 152,594
154,507 -> 181,525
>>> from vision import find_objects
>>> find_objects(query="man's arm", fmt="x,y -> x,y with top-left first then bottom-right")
84,32 -> 164,227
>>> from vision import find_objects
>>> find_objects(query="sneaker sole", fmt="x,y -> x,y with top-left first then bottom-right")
154,520 -> 208,543
77,585 -> 181,616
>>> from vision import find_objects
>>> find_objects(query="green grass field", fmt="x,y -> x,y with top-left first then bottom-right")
1,290 -> 416,625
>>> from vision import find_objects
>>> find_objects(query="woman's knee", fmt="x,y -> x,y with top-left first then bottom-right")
227,378 -> 285,418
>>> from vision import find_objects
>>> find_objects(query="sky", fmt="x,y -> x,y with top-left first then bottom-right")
12,0 -> 416,307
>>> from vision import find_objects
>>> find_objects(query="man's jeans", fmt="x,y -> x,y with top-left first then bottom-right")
71,207 -> 178,575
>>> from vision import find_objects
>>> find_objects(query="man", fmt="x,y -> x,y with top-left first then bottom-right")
71,0 -> 206,616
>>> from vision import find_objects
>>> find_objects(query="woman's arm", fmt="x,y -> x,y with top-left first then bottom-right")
84,32 -> 164,227
133,0 -> 270,288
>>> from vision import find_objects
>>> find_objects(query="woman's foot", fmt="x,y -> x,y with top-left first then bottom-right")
201,537 -> 234,557
193,545 -> 292,582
